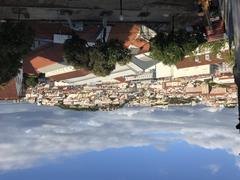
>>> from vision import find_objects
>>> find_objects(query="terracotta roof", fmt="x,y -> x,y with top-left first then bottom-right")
31,22 -> 100,42
0,79 -> 18,100
49,69 -> 90,81
210,87 -> 227,96
109,24 -> 150,53
23,43 -> 64,75
114,77 -> 126,83
176,53 -> 225,69
185,86 -> 202,94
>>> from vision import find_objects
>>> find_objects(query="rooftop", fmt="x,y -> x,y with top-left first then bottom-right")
31,22 -> 100,42
0,79 -> 18,100
49,69 -> 90,81
132,53 -> 158,70
176,53 -> 225,69
109,24 -> 150,52
23,43 -> 64,75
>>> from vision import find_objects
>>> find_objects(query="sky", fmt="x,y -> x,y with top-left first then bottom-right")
0,102 -> 240,179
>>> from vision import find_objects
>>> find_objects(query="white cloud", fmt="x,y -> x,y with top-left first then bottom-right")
0,103 -> 239,171
235,159 -> 240,170
207,164 -> 221,174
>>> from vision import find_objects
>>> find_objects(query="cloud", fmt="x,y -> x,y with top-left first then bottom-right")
0,103 -> 239,171
235,159 -> 240,170
207,164 -> 221,174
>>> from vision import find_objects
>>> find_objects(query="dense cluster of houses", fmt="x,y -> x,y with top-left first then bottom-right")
0,19 -> 234,110
24,71 -> 237,110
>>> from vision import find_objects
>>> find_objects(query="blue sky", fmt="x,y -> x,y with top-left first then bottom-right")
0,103 -> 239,179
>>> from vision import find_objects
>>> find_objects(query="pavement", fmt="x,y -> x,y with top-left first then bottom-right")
0,0 -> 197,24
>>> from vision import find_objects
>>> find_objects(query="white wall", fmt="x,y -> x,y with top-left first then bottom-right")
59,63 -> 142,86
173,65 -> 211,78
155,62 -> 173,78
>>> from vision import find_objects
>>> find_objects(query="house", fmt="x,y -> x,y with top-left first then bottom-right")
173,64 -> 217,78
23,22 -> 153,86
210,87 -> 227,96
0,69 -> 23,100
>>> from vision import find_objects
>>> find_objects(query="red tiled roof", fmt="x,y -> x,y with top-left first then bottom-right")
23,43 -> 64,75
176,53 -> 225,69
185,86 -> 202,94
109,24 -> 150,53
210,87 -> 227,96
114,77 -> 126,83
31,22 -> 99,42
0,79 -> 18,100
49,69 -> 90,81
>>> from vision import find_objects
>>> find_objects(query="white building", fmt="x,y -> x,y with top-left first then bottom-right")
172,64 -> 216,78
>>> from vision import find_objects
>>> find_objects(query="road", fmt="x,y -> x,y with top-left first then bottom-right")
0,0 -> 196,23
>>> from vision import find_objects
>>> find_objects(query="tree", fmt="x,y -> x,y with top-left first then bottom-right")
0,22 -> 34,85
63,36 -> 90,69
0,53 -> 22,85
25,76 -> 38,88
64,37 -> 131,77
89,47 -> 115,76
106,40 -> 131,65
150,29 -> 206,65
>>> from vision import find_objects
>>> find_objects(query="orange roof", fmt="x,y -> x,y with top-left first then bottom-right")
109,24 -> 150,53
23,44 -> 64,75
185,86 -> 202,94
0,79 -> 18,100
31,22 -> 100,42
49,69 -> 90,81
114,77 -> 126,83
176,53 -> 225,69
210,87 -> 227,95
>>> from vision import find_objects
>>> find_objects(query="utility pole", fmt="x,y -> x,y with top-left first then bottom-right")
120,0 -> 124,21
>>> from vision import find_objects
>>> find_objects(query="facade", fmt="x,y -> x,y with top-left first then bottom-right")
173,64 -> 216,78
0,69 -> 23,100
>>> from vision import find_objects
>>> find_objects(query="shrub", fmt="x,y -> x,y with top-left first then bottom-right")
0,22 -> 34,85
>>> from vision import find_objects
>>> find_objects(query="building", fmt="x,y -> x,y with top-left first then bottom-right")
0,69 -> 23,100
22,23 -> 153,86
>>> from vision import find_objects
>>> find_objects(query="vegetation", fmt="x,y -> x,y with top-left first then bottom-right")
25,75 -> 38,88
150,29 -> 206,65
89,47 -> 115,76
167,97 -> 200,105
106,40 -> 131,65
64,37 -> 131,77
223,48 -> 235,66
58,104 -> 99,111
64,36 -> 90,69
0,22 -> 34,85
199,39 -> 235,66
198,39 -> 226,55
0,54 -> 22,86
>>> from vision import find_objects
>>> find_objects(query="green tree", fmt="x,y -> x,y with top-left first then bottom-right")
25,76 -> 38,88
64,37 -> 131,77
0,22 -> 34,85
63,36 -> 90,69
150,29 -> 206,65
89,47 -> 115,76
0,53 -> 22,86
106,40 -> 131,65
